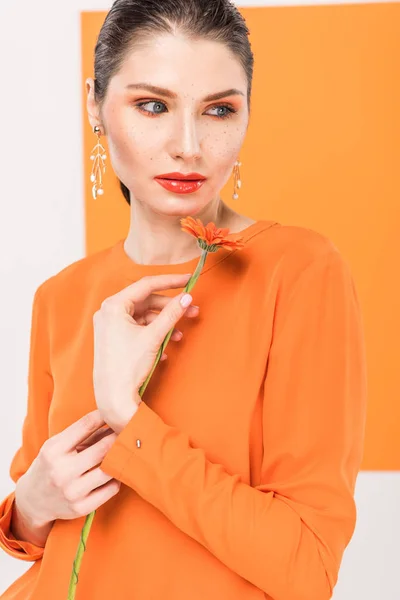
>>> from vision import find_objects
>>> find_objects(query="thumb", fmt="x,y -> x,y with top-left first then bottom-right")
148,293 -> 193,346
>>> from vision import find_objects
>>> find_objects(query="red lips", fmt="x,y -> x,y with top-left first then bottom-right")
154,172 -> 207,194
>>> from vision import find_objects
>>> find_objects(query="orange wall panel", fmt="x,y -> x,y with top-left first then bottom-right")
81,5 -> 400,470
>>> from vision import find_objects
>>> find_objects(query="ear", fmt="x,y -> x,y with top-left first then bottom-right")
85,77 -> 103,133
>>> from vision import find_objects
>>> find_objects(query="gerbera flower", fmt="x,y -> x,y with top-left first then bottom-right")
180,216 -> 245,252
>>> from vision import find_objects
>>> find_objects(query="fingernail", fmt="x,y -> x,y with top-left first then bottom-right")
180,294 -> 193,308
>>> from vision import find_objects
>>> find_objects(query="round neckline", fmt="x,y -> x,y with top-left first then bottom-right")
111,219 -> 278,280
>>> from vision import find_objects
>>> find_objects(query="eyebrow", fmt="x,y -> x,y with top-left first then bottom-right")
125,83 -> 244,102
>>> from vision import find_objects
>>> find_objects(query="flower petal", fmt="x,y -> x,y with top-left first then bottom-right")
180,216 -> 245,251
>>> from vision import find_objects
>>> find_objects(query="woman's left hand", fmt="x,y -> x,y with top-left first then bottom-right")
93,273 -> 199,434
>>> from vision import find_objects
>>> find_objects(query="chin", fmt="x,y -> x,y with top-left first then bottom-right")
152,195 -> 209,217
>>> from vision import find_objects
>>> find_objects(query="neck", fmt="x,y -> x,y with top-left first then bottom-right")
124,197 -> 235,266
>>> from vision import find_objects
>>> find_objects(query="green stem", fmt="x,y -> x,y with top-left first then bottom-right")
67,247 -> 209,599
138,249 -> 208,397
67,510 -> 95,599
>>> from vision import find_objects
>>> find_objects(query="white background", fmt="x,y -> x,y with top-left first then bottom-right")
0,0 -> 398,597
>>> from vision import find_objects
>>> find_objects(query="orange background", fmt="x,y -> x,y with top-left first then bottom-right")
81,5 -> 400,471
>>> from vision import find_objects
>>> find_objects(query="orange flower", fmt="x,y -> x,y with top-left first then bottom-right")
180,216 -> 245,252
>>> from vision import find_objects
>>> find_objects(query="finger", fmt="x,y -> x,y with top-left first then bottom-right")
160,353 -> 168,361
73,479 -> 121,517
68,466 -> 114,499
170,331 -> 183,342
148,293 -> 193,348
114,274 -> 193,313
144,307 -> 198,325
52,410 -> 107,455
70,431 -> 118,478
146,294 -> 199,316
143,312 -> 183,340
76,426 -> 114,452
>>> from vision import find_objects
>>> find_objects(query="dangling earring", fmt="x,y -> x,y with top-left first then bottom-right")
90,125 -> 107,199
232,160 -> 242,200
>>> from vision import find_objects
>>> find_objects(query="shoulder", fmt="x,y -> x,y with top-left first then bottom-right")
247,221 -> 353,291
253,221 -> 349,270
256,221 -> 341,263
32,242 -> 119,310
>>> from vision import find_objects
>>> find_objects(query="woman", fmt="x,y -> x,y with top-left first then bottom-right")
0,0 -> 367,598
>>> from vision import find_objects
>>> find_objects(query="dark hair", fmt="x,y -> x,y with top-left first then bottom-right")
93,0 -> 254,205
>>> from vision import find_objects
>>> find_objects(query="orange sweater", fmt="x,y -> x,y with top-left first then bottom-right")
0,220 -> 367,600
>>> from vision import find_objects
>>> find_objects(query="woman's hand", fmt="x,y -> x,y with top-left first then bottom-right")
14,411 -> 122,532
92,273 -> 199,433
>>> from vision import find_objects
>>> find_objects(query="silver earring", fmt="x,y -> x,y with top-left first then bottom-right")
90,126 -> 107,199
233,160 -> 242,200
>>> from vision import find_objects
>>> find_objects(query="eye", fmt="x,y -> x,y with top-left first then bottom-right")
206,104 -> 237,120
135,100 -> 168,116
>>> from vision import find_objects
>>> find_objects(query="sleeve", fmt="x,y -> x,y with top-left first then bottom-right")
0,283 -> 54,562
100,248 -> 368,600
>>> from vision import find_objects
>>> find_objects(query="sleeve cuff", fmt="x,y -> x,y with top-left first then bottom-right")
100,401 -> 167,482
0,492 -> 45,561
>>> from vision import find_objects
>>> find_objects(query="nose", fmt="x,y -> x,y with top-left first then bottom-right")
169,110 -> 202,161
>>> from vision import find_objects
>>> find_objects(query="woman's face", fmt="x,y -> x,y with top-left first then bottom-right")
88,33 -> 249,217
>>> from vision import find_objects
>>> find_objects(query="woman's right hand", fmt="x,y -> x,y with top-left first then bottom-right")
15,410 -> 121,528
